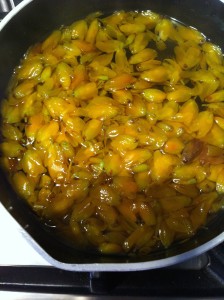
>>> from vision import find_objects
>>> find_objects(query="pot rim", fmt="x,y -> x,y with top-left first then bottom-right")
38,231 -> 224,271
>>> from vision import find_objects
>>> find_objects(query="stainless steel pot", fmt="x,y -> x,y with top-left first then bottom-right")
1,0 -> 224,272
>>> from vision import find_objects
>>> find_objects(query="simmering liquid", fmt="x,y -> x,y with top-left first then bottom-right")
1,10 -> 224,256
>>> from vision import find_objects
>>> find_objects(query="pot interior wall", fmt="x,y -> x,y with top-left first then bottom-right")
0,0 -> 224,267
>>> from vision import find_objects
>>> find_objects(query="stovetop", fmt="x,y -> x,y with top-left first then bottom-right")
1,1 -> 224,299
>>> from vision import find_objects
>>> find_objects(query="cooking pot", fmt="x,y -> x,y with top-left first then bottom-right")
1,0 -> 224,272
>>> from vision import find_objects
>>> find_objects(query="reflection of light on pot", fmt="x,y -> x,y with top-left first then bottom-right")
0,0 -> 15,12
